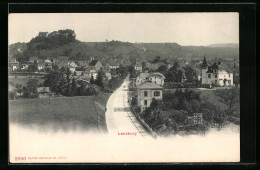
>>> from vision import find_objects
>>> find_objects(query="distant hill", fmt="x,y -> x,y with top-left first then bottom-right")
207,43 -> 239,48
8,30 -> 239,63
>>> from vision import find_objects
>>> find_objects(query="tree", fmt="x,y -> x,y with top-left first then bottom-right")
85,85 -> 99,96
52,65 -> 59,72
95,70 -> 105,88
173,61 -> 180,70
71,78 -> 77,96
165,71 -> 176,82
58,77 -> 69,95
158,65 -> 168,75
27,79 -> 39,94
27,64 -> 38,72
128,65 -> 136,78
44,67 -> 51,73
44,71 -> 63,93
214,87 -> 240,117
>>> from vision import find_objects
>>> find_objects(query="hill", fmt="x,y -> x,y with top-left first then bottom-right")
207,43 -> 239,48
8,30 -> 239,63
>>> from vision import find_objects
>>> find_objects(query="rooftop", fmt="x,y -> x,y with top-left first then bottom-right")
136,81 -> 163,89
147,72 -> 165,79
89,60 -> 100,66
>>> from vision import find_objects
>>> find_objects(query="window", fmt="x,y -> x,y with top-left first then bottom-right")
144,91 -> 147,97
215,75 -> 217,78
144,100 -> 147,105
229,74 -> 230,78
208,74 -> 211,78
228,80 -> 231,84
154,91 -> 160,97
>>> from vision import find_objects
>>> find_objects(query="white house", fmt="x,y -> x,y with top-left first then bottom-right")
136,72 -> 165,87
201,57 -> 233,86
134,61 -> 142,72
136,82 -> 163,110
146,72 -> 165,86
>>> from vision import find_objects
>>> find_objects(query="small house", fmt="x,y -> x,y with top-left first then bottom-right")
89,60 -> 103,71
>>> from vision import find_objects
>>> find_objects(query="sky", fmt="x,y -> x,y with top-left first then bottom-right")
9,13 -> 239,46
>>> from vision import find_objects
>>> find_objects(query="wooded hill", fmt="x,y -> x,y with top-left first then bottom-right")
9,29 -> 239,63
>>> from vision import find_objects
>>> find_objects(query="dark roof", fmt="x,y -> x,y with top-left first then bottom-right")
206,62 -> 233,73
89,60 -> 100,66
136,82 -> 163,89
201,56 -> 208,68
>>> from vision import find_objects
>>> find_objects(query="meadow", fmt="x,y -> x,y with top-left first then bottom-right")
9,95 -> 108,133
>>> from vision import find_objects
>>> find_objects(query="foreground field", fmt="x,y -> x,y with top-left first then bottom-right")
9,95 -> 108,133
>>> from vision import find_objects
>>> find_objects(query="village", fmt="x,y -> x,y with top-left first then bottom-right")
9,49 -> 240,136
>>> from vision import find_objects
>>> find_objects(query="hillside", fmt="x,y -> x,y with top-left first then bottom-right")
207,43 -> 239,48
9,30 -> 239,63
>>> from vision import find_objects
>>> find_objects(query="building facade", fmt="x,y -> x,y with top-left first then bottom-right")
201,57 -> 233,86
136,72 -> 165,87
136,82 -> 163,110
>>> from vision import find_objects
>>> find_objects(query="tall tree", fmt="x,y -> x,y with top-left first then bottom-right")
71,78 -> 77,96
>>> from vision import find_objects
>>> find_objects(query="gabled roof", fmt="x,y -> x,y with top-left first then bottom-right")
136,82 -> 163,89
147,72 -> 165,79
137,72 -> 150,79
89,60 -> 100,66
206,62 -> 233,73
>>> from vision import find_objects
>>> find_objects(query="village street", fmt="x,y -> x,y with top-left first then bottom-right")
105,76 -> 150,138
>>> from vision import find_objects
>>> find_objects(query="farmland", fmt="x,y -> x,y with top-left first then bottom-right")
9,95 -> 108,133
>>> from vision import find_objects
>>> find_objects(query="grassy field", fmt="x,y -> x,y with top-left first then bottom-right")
9,96 -> 107,133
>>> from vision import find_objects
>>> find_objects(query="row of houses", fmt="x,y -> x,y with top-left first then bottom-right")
134,56 -> 237,111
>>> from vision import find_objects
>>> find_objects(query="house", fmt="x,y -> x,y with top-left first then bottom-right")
37,60 -> 45,71
146,72 -> 166,86
108,64 -> 120,69
136,82 -> 163,110
38,32 -> 48,37
9,61 -> 19,72
136,72 -> 150,86
89,60 -> 103,71
76,60 -> 89,67
21,62 -> 33,70
68,61 -> 77,73
85,67 -> 98,80
136,72 -> 165,87
201,56 -> 233,86
134,61 -> 142,72
44,59 -> 53,70
29,56 -> 39,63
54,56 -> 69,68
107,58 -> 121,69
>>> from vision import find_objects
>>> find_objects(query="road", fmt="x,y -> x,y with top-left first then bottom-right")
105,76 -> 150,138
